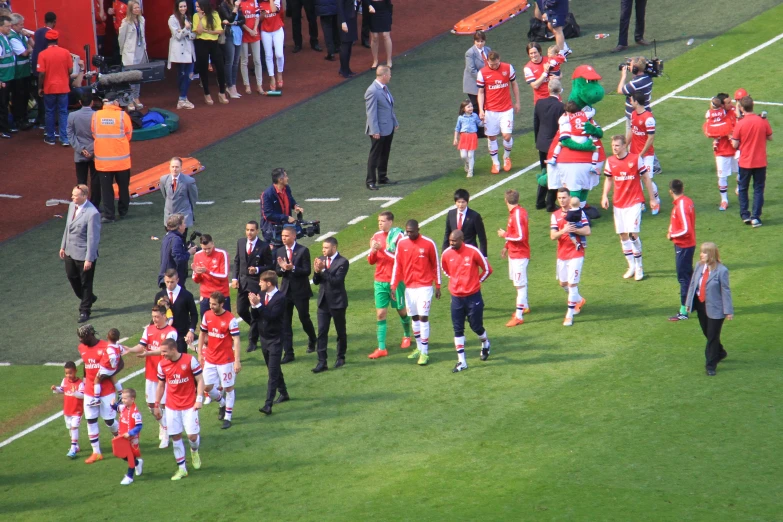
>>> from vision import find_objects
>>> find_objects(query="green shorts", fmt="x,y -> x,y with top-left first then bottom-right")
374,281 -> 406,310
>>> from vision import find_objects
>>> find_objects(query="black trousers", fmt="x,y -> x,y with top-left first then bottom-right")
366,132 -> 393,185
99,168 -> 130,221
0,84 -> 10,134
283,296 -> 317,356
289,0 -> 319,47
32,76 -> 44,126
261,338 -> 287,408
64,255 -> 97,315
339,41 -> 353,75
692,298 -> 727,371
361,6 -> 370,43
317,306 -> 347,363
236,290 -> 258,342
618,0 -> 647,47
9,76 -> 31,126
536,151 -> 558,211
320,15 -> 340,55
175,333 -> 189,354
674,245 -> 695,307
76,161 -> 102,209
195,39 -> 226,95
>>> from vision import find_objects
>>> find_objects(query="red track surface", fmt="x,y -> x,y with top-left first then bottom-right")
0,0 -> 479,242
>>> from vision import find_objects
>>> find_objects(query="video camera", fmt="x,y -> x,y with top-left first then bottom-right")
271,212 -> 321,248
87,50 -> 165,106
618,40 -> 664,77
187,230 -> 202,250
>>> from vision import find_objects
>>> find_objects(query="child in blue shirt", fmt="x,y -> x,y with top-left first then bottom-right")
453,99 -> 483,178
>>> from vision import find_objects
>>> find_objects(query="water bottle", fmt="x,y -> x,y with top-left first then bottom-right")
594,33 -> 609,39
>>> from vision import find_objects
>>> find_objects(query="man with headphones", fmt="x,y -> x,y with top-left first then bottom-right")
617,56 -> 661,175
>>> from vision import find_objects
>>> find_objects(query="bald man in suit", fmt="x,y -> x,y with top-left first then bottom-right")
365,65 -> 399,190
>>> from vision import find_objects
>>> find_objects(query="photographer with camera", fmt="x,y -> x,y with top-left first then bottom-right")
617,55 -> 661,175
260,168 -> 304,243
159,213 -> 198,289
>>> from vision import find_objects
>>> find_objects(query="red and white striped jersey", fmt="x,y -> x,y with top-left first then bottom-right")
391,235 -> 441,290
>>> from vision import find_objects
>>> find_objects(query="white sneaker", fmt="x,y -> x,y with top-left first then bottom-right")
452,361 -> 468,373
135,458 -> 144,476
204,395 -> 212,405
623,267 -> 635,279
635,268 -> 644,281
159,437 -> 169,449
466,170 -> 473,178
120,476 -> 134,485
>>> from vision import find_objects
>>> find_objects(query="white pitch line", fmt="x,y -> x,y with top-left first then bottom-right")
195,201 -> 214,205
45,199 -> 71,206
671,95 -> 783,106
381,198 -> 402,208
305,198 -> 340,202
242,199 -> 258,203
369,197 -> 398,201
0,194 -> 22,199
0,362 -> 10,366
129,201 -> 153,205
315,231 -> 338,241
347,215 -> 369,225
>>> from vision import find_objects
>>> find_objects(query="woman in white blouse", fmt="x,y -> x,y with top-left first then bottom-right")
168,0 -> 197,109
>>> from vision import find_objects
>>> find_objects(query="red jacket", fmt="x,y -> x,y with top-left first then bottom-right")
504,205 -> 530,259
669,195 -> 696,248
192,248 -> 230,299
441,244 -> 491,297
391,235 -> 441,290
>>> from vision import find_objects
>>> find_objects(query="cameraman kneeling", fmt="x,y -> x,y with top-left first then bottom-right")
260,168 -> 304,243
159,213 -> 197,289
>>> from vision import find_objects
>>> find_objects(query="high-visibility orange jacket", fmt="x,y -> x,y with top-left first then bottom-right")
91,105 -> 132,172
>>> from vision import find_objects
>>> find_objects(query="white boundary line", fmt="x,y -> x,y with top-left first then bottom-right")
306,198 -> 340,202
347,215 -> 369,225
3,30 -> 782,451
671,95 -> 783,107
0,194 -> 22,199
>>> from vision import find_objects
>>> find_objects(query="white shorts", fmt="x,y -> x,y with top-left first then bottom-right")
556,257 -> 584,285
165,407 -> 200,436
613,204 -> 642,234
731,155 -> 738,173
559,163 -> 593,191
64,415 -> 82,430
715,156 -> 734,178
508,258 -> 529,286
97,366 -> 118,377
405,286 -> 433,317
484,108 -> 514,137
83,395 -> 117,421
145,378 -> 166,406
203,361 -> 236,388
642,155 -> 655,177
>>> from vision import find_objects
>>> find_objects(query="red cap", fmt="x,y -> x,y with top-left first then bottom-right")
45,29 -> 59,40
734,88 -> 748,100
572,64 -> 602,81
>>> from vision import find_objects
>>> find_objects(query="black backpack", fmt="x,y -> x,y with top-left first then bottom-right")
563,13 -> 581,39
527,13 -> 581,42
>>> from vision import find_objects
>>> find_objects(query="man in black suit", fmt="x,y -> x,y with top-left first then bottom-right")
442,188 -> 487,257
231,220 -> 274,353
311,237 -> 349,373
275,226 -> 318,363
155,269 -> 199,353
533,79 -> 565,212
250,271 -> 289,415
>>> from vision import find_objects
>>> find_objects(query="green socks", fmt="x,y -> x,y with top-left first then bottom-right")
400,316 -> 412,337
680,305 -> 687,315
377,320 -> 387,349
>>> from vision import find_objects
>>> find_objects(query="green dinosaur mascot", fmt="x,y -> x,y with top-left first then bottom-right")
537,64 -> 605,218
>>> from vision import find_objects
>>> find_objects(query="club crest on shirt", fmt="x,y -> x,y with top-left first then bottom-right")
97,350 -> 103,356
181,363 -> 187,370
464,256 -> 471,266
502,71 -> 508,77
220,321 -> 226,327
160,334 -> 166,340
628,162 -> 634,168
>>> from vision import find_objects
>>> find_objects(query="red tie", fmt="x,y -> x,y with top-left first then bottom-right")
264,293 -> 270,305
72,205 -> 79,222
169,291 -> 174,303
287,248 -> 293,262
698,267 -> 709,303
247,242 -> 252,255
172,177 -> 177,193
457,212 -> 464,230
326,257 -> 331,269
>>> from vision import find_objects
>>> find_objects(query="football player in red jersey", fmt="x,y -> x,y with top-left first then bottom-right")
477,51 -> 521,174
111,388 -> 144,485
497,189 -> 531,327
51,361 -> 85,458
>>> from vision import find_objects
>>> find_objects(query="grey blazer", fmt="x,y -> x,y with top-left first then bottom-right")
159,173 -> 198,227
365,80 -> 398,137
463,44 -> 490,95
686,262 -> 734,319
66,107 -> 96,163
61,200 -> 101,262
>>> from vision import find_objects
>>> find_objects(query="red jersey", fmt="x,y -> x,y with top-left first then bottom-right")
259,0 -> 284,32
95,0 -> 106,36
523,59 -> 549,103
140,324 -> 178,381
118,403 -> 143,437
192,248 -> 230,299
368,230 -> 402,283
240,0 -> 262,43
98,343 -> 124,375
78,340 -> 116,398
669,195 -> 696,248
703,108 -> 736,157
477,62 -> 516,112
441,244 -> 491,297
630,110 -> 656,157
157,353 -> 203,411
112,0 -> 127,33
504,205 -> 530,259
200,311 -> 240,365
547,127 -> 606,163
59,378 -> 85,417
36,46 -> 73,95
551,208 -> 588,260
546,54 -> 566,76
391,235 -> 441,290
733,114 -> 772,168
603,153 -> 648,208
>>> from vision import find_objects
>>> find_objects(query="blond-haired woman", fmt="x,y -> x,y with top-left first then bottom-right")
118,0 -> 147,108
686,242 -> 734,376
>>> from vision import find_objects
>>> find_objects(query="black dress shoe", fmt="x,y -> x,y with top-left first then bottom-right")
378,178 -> 397,185
324,54 -> 335,61
281,353 -> 295,364
306,341 -> 316,354
91,294 -> 98,304
218,404 -> 226,420
366,183 -> 379,191
706,369 -> 716,376
312,362 -> 328,373
274,393 -> 290,404
611,44 -> 628,53
247,340 -> 258,353
635,38 -> 651,46
292,45 -> 302,53
719,351 -> 728,362
311,43 -> 323,52
334,358 -> 345,368
362,40 -> 371,48
78,313 -> 90,323
259,405 -> 273,415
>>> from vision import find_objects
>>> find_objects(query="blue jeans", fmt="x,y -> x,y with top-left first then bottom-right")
44,93 -> 69,142
175,62 -> 194,100
737,166 -> 766,220
223,41 -> 241,88
674,245 -> 694,307
450,290 -> 485,338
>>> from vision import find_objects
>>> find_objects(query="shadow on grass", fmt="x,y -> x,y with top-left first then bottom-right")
490,352 -> 604,365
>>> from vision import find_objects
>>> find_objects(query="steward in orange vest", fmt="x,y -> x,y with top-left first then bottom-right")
92,98 -> 133,222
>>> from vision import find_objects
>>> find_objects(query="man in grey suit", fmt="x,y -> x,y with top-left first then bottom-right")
60,184 -> 101,323
365,65 -> 398,190
463,30 -> 490,123
66,90 -> 101,209
159,157 -> 198,235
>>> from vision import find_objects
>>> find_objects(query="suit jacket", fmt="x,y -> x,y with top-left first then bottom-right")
442,207 -> 487,256
159,173 -> 198,227
336,0 -> 358,42
275,243 -> 313,300
61,201 -> 101,262
66,106 -> 96,163
154,286 -> 199,337
463,44 -> 490,95
365,80 -> 398,137
313,254 -> 349,310
233,237 -> 274,294
260,184 -> 298,240
158,229 -> 190,287
533,95 -> 565,152
686,263 -> 734,320
250,289 -> 286,342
